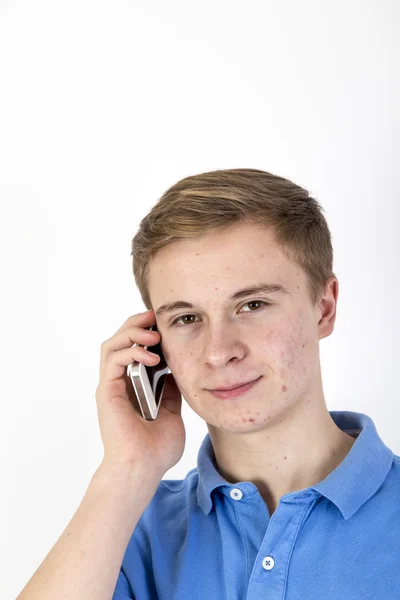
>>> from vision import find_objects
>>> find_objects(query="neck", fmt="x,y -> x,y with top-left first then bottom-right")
207,377 -> 356,516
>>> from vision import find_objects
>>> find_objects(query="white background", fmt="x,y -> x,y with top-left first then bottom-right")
1,1 -> 399,598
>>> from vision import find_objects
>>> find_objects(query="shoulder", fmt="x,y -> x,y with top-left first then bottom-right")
136,467 -> 200,534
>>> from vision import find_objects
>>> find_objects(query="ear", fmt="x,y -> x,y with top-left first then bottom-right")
317,276 -> 338,341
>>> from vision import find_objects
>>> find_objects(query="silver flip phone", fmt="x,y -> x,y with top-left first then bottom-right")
126,323 -> 171,420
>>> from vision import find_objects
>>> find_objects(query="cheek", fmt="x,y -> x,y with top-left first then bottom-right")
263,312 -> 313,381
162,344 -> 192,379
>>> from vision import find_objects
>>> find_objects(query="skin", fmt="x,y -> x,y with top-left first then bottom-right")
147,222 -> 356,516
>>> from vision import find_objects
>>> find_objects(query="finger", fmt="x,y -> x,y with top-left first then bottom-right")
102,325 -> 159,358
100,317 -> 160,372
113,309 -> 155,337
102,344 -> 160,382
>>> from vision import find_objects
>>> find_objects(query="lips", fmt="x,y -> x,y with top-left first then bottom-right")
208,376 -> 262,400
209,377 -> 261,391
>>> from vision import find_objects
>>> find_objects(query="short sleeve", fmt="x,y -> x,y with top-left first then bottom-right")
112,567 -> 135,600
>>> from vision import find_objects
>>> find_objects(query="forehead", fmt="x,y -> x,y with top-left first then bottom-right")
147,223 -> 303,303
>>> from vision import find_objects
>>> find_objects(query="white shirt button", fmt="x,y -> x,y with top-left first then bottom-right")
262,556 -> 275,571
230,488 -> 243,500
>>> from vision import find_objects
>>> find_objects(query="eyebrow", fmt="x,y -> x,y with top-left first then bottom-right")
154,283 -> 290,318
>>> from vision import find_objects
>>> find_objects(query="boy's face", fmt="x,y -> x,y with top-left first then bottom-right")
147,222 -> 336,432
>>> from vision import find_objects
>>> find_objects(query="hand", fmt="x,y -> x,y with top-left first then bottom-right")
95,309 -> 185,477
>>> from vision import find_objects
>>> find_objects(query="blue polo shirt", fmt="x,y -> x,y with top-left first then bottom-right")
112,411 -> 400,599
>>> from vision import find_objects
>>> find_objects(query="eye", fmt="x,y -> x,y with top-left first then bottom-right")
171,300 -> 270,327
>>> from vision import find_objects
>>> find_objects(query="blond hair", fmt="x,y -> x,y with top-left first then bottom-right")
131,168 -> 335,309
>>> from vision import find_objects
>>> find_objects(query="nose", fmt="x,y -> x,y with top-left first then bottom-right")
203,325 -> 246,367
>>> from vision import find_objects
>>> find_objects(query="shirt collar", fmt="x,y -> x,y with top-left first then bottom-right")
196,411 -> 394,519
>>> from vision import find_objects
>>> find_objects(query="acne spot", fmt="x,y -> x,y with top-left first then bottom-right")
282,385 -> 287,392
256,412 -> 260,415
249,418 -> 255,422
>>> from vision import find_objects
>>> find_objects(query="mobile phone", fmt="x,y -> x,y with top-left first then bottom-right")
126,323 -> 171,420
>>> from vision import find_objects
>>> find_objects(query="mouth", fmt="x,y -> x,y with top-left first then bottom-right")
209,376 -> 262,392
207,376 -> 263,399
